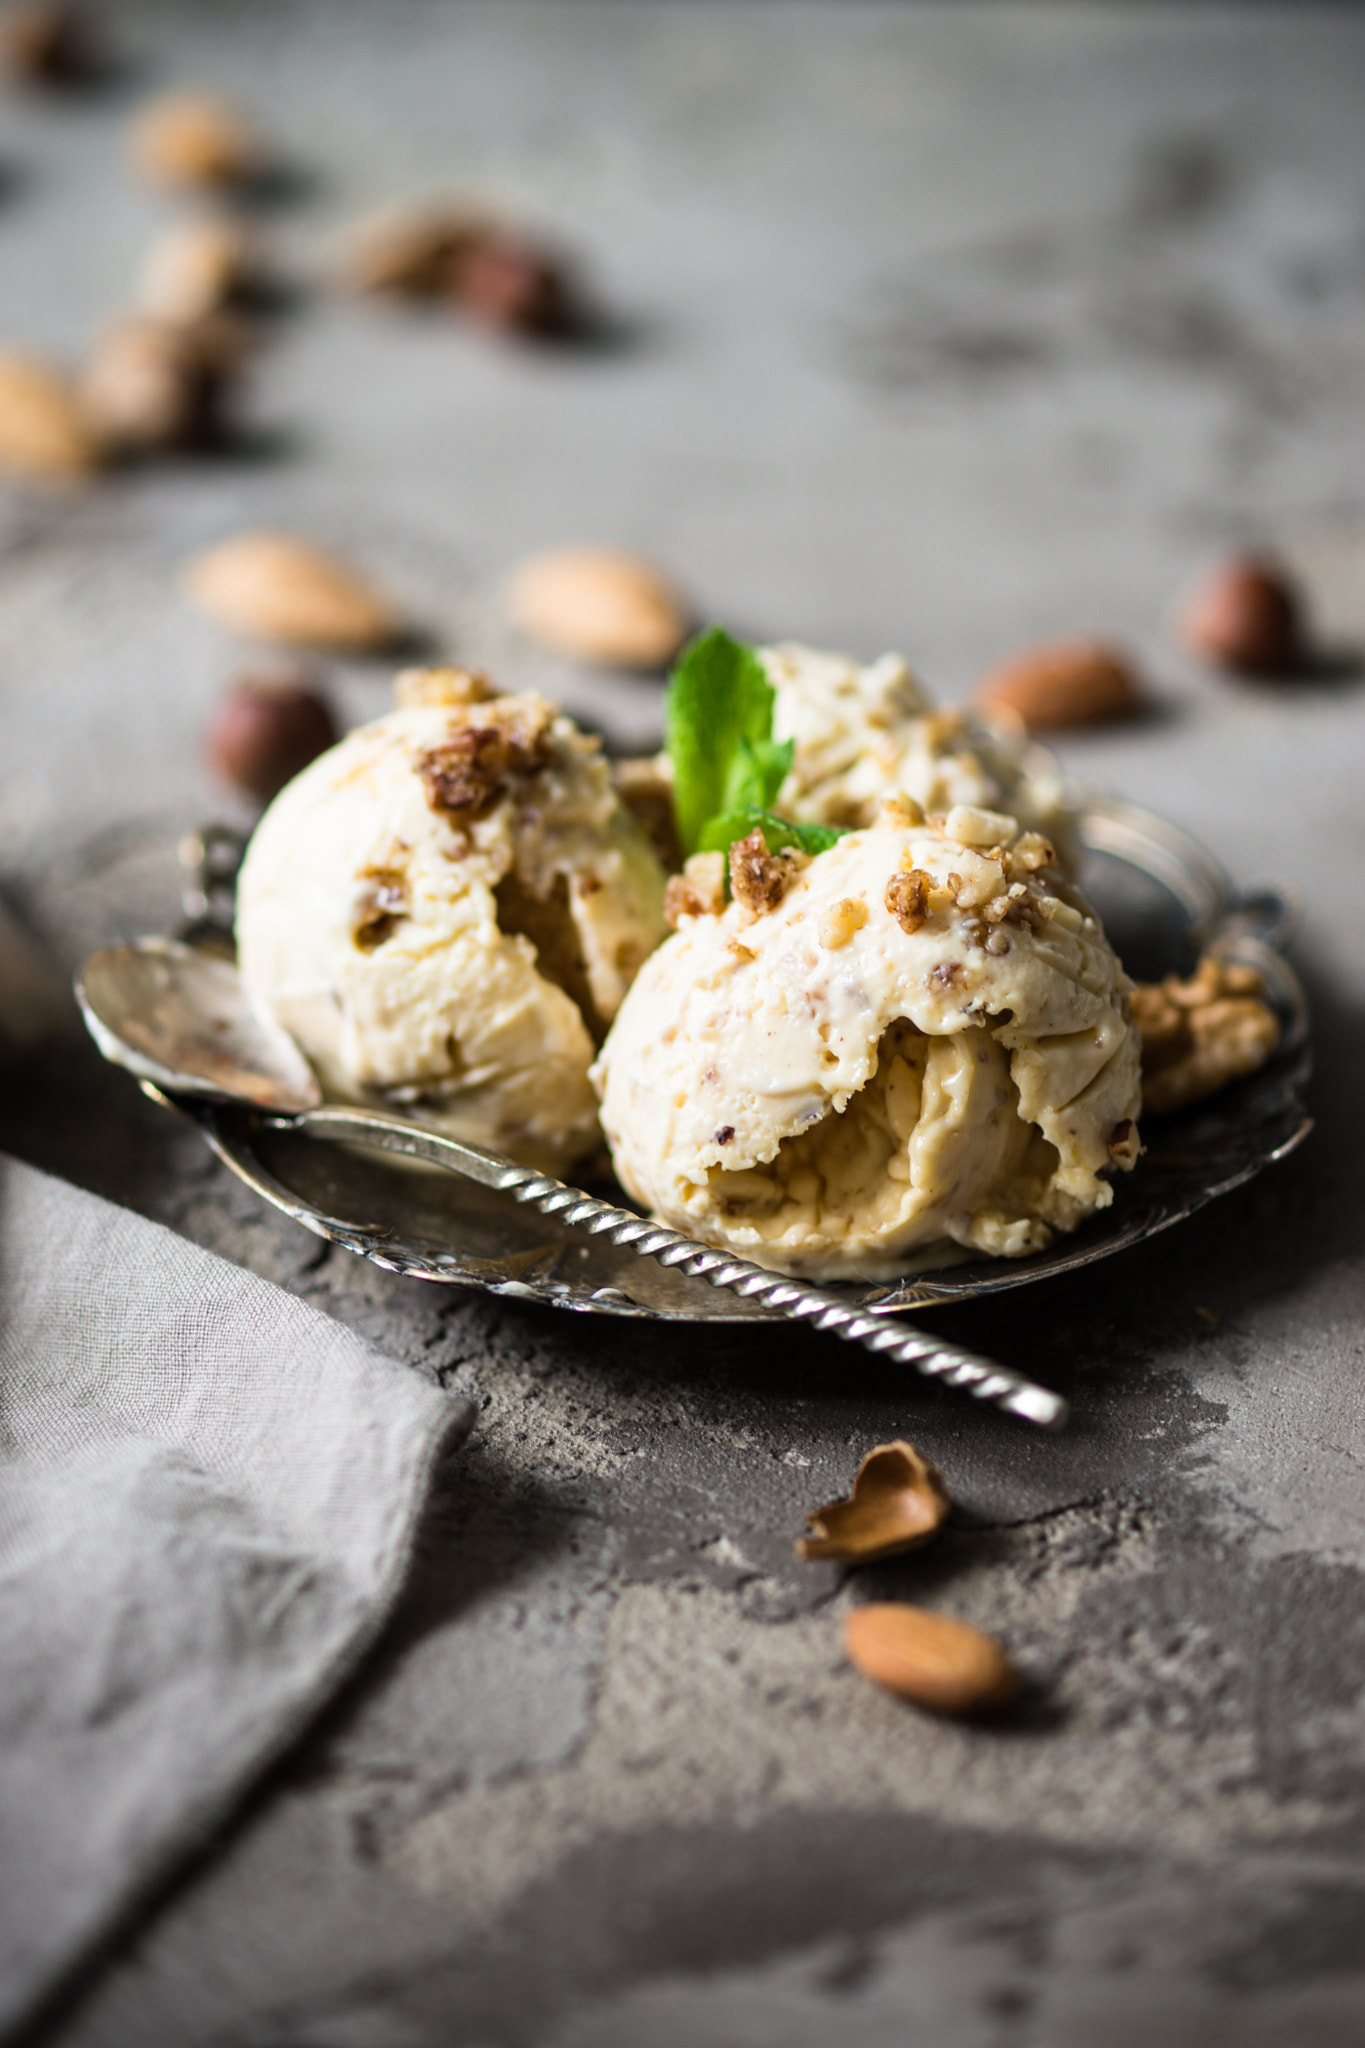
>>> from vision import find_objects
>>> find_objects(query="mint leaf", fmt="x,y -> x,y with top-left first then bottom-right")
665,628 -> 780,856
698,807 -> 848,861
721,733 -> 795,815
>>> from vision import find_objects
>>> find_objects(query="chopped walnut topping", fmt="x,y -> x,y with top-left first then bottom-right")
1132,955 -> 1280,1115
1108,1117 -> 1140,1165
729,829 -> 802,915
664,850 -> 726,927
394,666 -> 494,710
353,863 -> 408,951
1008,832 -> 1056,879
886,866 -> 932,934
417,702 -> 551,823
878,792 -> 926,827
818,897 -> 869,949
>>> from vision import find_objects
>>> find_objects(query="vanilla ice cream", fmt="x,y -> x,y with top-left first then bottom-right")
237,670 -> 668,1173
763,641 -> 1070,848
594,798 -> 1141,1280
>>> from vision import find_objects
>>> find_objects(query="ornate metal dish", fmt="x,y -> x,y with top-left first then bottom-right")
193,797 -> 1310,1322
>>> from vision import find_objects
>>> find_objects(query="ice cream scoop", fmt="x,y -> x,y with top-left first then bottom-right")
235,669 -> 668,1174
594,798 -> 1142,1281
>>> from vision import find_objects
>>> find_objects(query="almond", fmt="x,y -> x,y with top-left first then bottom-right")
81,315 -> 250,454
128,92 -> 263,190
0,351 -> 100,482
342,207 -> 486,300
798,1441 -> 949,1564
184,534 -> 401,650
136,217 -> 261,321
974,640 -> 1142,732
506,548 -> 687,669
844,1604 -> 1020,1715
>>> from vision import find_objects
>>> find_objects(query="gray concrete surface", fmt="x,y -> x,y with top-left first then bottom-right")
4,4 -> 1365,2042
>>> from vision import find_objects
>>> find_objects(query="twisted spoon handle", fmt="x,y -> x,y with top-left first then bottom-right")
299,1106 -> 1069,1429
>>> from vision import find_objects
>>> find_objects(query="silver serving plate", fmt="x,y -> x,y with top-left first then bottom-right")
187,796 -> 1312,1322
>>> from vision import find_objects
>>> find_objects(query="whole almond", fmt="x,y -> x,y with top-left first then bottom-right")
844,1604 -> 1020,1715
0,351 -> 100,482
128,93 -> 263,190
974,640 -> 1142,732
506,548 -> 687,669
184,534 -> 401,650
81,315 -> 249,454
137,217 -> 260,321
342,207 -> 486,300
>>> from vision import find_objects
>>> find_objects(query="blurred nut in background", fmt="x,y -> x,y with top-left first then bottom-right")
342,206 -> 486,301
81,315 -> 251,455
207,671 -> 339,802
0,0 -> 94,85
185,532 -> 402,651
0,350 -> 100,482
974,639 -> 1142,732
506,548 -> 688,669
136,217 -> 263,322
128,92 -> 264,191
1178,554 -> 1306,676
454,230 -> 578,339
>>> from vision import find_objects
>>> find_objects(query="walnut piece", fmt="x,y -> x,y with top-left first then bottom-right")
1132,955 -> 1279,1115
885,866 -> 932,934
797,1441 -> 950,1564
729,828 -> 802,915
664,850 -> 726,927
417,702 -> 551,823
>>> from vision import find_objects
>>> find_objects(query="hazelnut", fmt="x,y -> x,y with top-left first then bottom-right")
454,230 -> 577,338
136,217 -> 262,322
1178,554 -> 1306,676
0,1 -> 94,84
207,673 -> 338,802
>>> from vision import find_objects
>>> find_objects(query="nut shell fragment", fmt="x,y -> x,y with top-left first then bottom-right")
844,1604 -> 1020,1715
0,351 -> 100,482
798,1441 -> 950,1563
506,548 -> 688,669
184,533 -> 401,651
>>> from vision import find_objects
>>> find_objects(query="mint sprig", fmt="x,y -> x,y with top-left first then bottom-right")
698,807 -> 845,860
665,627 -> 793,857
665,626 -> 848,870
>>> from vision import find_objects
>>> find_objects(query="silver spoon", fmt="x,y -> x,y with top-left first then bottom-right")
76,938 -> 1069,1428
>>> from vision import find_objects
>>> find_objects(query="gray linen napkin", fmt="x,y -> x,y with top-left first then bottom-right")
0,1154 -> 472,2040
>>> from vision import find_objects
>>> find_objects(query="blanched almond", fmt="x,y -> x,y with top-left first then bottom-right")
0,351 -> 100,482
184,534 -> 401,650
128,93 -> 262,190
798,1441 -> 949,1564
974,640 -> 1142,732
505,548 -> 687,669
845,1604 -> 1019,1715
